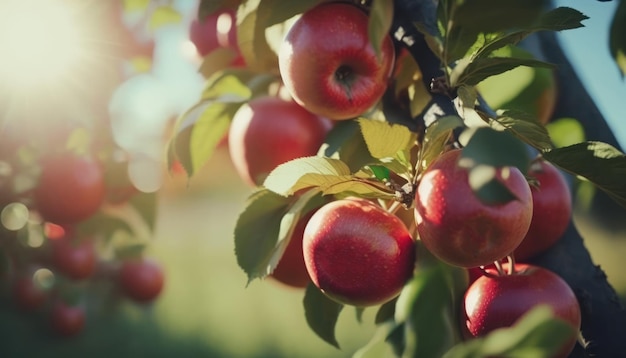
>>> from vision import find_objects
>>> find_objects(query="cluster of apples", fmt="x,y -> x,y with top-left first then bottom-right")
0,143 -> 166,339
0,3 -> 165,337
191,1 -> 580,356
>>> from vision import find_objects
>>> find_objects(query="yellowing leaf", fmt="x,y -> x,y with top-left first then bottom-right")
148,6 -> 182,30
358,119 -> 415,159
202,73 -> 252,101
263,157 -> 351,196
123,0 -> 149,12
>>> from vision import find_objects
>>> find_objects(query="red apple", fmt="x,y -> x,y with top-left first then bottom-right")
50,236 -> 97,280
415,149 -> 533,268
228,96 -> 332,186
270,211 -> 315,288
50,301 -> 85,337
278,3 -> 395,120
12,276 -> 47,311
463,263 -> 581,357
303,199 -> 415,306
189,7 -> 243,65
514,160 -> 572,260
118,258 -> 164,303
34,153 -> 106,225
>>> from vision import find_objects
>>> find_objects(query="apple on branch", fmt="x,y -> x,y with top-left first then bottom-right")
278,2 -> 395,120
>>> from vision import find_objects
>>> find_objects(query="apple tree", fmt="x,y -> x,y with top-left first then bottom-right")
170,0 -> 626,357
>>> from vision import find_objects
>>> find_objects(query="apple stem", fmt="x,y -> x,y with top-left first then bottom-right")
387,200 -> 402,215
506,254 -> 517,275
493,260 -> 505,276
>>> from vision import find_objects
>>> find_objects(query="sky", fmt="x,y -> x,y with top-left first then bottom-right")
553,0 -> 626,149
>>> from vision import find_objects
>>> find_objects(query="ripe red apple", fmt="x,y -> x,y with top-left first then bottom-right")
514,160 -> 572,260
34,153 -> 106,225
50,236 -> 97,280
270,211 -> 315,288
12,277 -> 47,311
118,258 -> 164,303
303,199 -> 415,306
228,96 -> 332,186
463,263 -> 581,357
50,301 -> 85,337
415,149 -> 533,268
278,3 -> 395,120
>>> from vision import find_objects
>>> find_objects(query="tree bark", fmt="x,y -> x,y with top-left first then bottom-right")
392,1 -> 626,356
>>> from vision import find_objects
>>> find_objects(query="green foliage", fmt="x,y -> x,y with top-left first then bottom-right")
443,305 -> 576,358
542,141 -> 626,208
304,283 -> 345,348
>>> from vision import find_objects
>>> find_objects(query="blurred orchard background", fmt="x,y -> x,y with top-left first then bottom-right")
0,0 -> 624,357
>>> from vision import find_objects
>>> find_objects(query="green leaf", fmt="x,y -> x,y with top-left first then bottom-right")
536,6 -> 588,32
610,0 -> 626,76
128,192 -> 158,234
490,110 -> 553,151
375,298 -> 397,324
198,53 -> 251,83
234,189 -> 292,284
443,305 -> 575,358
304,283 -> 344,348
201,72 -> 253,101
236,1 -> 279,72
545,117 -> 586,148
358,119 -> 415,159
368,0 -> 394,60
171,100 -> 240,177
453,0 -> 545,33
452,57 -> 555,87
445,27 -> 481,64
395,262 -> 464,358
420,116 -> 464,171
257,0 -> 321,27
475,7 -> 588,59
321,120 -> 377,173
263,156 -> 351,195
264,156 -> 395,199
369,165 -> 390,181
542,141 -> 626,209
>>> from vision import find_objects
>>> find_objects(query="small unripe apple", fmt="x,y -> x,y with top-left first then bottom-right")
303,199 -> 415,307
514,160 -> 572,260
278,3 -> 395,120
463,263 -> 581,357
228,96 -> 331,186
415,149 -> 533,268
